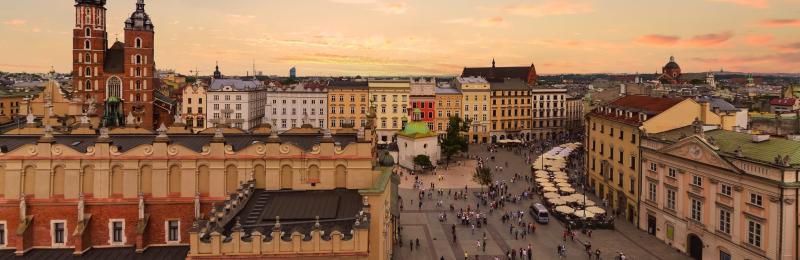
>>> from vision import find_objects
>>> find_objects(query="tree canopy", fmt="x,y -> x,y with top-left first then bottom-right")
440,116 -> 469,165
473,166 -> 492,190
413,154 -> 433,171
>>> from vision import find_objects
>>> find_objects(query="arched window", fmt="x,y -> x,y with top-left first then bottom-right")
85,67 -> 91,77
135,80 -> 141,90
85,80 -> 92,91
135,55 -> 142,65
85,27 -> 91,37
84,53 -> 91,64
135,38 -> 142,48
107,76 -> 121,98
135,68 -> 141,77
84,40 -> 91,50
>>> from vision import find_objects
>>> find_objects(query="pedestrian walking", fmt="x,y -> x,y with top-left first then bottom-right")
410,239 -> 414,251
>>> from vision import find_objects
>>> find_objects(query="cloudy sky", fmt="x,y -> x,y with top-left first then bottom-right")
1,0 -> 799,76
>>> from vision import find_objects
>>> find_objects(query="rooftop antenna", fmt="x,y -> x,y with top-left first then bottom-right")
252,60 -> 257,80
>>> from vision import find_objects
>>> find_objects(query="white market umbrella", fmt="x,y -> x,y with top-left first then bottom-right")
586,206 -> 606,214
574,210 -> 596,219
576,199 -> 596,206
535,178 -> 550,183
548,198 -> 566,205
569,194 -> 589,201
561,196 -> 578,203
543,187 -> 558,192
555,205 -> 575,214
557,182 -> 572,187
543,192 -> 560,199
559,187 -> 576,193
540,182 -> 555,187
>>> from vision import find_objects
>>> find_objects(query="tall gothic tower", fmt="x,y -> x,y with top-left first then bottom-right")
73,0 -> 108,104
122,0 -> 155,128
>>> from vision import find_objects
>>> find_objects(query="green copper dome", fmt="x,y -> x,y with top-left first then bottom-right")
398,121 -> 436,138
106,96 -> 121,104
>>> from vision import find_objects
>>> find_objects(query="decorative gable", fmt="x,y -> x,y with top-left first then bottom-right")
660,136 -> 739,173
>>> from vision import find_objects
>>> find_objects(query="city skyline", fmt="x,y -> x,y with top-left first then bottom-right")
1,0 -> 799,75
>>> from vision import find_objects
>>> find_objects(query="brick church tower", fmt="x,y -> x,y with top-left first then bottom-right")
72,0 -> 155,129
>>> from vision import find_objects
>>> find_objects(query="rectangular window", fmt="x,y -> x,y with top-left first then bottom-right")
692,175 -> 703,187
719,209 -> 731,234
630,156 -> 636,170
649,162 -> 657,172
648,182 -> 657,201
720,251 -> 731,260
748,220 -> 762,247
666,189 -> 676,210
668,168 -> 677,178
167,220 -> 180,242
750,193 -> 763,207
52,221 -> 66,246
0,222 -> 5,245
691,199 -> 702,221
619,130 -> 624,140
110,220 -> 124,244
629,178 -> 635,194
720,184 -> 732,196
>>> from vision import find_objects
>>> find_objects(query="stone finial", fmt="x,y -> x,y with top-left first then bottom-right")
77,193 -> 85,221
213,125 -> 224,141
126,112 -> 137,127
314,216 -> 321,229
98,127 -> 111,142
354,214 -> 361,226
80,114 -> 90,125
273,216 -> 281,230
25,112 -> 35,125
138,192 -> 145,220
156,123 -> 169,138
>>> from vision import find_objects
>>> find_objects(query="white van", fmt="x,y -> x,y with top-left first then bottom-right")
531,203 -> 549,224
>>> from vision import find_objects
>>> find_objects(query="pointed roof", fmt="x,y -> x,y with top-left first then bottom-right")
125,0 -> 154,31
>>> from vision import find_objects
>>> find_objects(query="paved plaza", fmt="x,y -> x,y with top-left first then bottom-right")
393,144 -> 691,260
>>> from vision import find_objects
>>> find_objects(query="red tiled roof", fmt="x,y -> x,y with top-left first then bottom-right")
589,95 -> 685,126
607,95 -> 684,113
770,98 -> 796,106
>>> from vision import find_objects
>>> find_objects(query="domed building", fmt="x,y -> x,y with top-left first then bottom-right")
658,56 -> 682,84
396,109 -> 440,170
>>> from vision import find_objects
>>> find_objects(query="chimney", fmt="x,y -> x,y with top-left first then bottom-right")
751,134 -> 770,143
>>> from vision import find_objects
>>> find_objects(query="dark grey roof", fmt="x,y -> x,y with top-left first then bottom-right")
209,79 -> 265,91
0,246 -> 188,260
0,132 -> 358,153
104,42 -> 125,73
697,97 -> 739,112
214,189 -> 362,238
489,78 -> 532,91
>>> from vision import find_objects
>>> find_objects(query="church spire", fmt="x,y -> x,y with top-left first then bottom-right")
492,58 -> 496,69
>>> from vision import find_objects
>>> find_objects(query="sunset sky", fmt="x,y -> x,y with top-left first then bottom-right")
1,0 -> 799,76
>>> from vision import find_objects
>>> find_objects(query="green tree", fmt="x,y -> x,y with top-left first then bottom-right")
413,154 -> 433,172
473,166 -> 492,191
440,116 -> 469,166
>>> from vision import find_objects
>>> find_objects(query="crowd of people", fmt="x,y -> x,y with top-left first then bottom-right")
394,132 -> 637,260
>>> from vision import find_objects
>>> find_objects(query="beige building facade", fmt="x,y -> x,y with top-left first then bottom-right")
454,77 -> 490,143
531,88 -> 567,140
368,80 -> 410,143
640,126 -> 799,260
181,83 -> 207,132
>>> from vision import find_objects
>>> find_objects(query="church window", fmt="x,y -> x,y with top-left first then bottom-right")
106,77 -> 122,98
135,68 -> 141,77
85,67 -> 91,77
85,27 -> 91,37
84,53 -> 90,64
135,38 -> 142,48
85,80 -> 92,91
135,80 -> 141,90
84,40 -> 91,50
135,55 -> 142,65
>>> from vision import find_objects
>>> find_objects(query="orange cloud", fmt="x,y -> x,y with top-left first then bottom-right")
443,16 -> 508,28
708,0 -> 768,8
501,0 -> 593,17
759,19 -> 800,27
376,2 -> 408,14
745,34 -> 773,45
685,31 -> 733,47
2,19 -> 27,26
636,35 -> 680,46
774,42 -> 800,53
